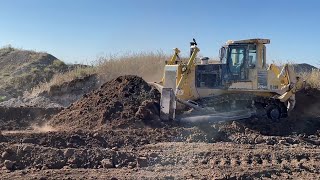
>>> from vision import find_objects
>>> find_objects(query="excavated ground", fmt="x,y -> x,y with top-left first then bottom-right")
49,75 -> 162,130
0,76 -> 319,179
0,107 -> 62,131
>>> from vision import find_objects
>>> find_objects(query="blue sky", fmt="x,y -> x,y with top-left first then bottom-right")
0,0 -> 319,66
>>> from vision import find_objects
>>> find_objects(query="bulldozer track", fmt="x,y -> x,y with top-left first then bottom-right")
196,93 -> 288,119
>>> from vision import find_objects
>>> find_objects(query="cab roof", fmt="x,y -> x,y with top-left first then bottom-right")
226,38 -> 270,45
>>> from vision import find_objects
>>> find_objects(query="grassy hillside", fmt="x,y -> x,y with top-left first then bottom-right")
31,52 -> 168,96
0,46 -> 70,99
300,69 -> 320,89
292,63 -> 318,73
291,63 -> 319,89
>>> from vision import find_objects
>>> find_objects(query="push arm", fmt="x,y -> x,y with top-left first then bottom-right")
176,46 -> 200,94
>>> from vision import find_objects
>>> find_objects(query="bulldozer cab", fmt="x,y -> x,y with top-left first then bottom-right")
220,39 -> 269,82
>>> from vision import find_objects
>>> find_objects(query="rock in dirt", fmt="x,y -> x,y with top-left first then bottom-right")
101,159 -> 113,168
49,75 -> 160,130
4,160 -> 14,170
278,139 -> 287,145
1,151 -> 10,159
64,148 -> 75,158
254,136 -> 265,144
128,162 -> 136,169
285,137 -> 297,144
137,157 -> 148,168
22,145 -> 33,152
111,147 -> 118,151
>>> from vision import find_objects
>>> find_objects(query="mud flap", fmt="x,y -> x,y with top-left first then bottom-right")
160,88 -> 176,121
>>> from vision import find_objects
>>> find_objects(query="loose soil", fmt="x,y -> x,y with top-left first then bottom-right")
0,76 -> 319,179
0,106 -> 62,131
49,75 -> 161,130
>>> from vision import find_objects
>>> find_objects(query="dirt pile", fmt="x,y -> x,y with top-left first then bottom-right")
49,75 -> 160,130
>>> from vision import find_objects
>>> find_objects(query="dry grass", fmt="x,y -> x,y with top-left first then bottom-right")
0,45 -> 15,56
30,51 -> 168,95
300,69 -> 320,89
31,66 -> 97,96
271,61 -> 320,89
95,51 -> 168,82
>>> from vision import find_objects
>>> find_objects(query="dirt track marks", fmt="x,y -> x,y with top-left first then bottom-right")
138,142 -> 320,179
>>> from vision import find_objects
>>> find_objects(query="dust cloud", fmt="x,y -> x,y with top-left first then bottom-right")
31,123 -> 56,132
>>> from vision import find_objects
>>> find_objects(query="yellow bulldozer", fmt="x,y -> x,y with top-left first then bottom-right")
151,38 -> 305,122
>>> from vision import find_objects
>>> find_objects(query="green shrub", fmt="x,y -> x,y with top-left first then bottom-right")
52,60 -> 66,69
0,45 -> 15,56
0,96 -> 6,102
31,67 -> 40,73
44,67 -> 52,73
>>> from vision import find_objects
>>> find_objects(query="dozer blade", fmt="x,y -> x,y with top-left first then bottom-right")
160,88 -> 176,121
178,109 -> 255,124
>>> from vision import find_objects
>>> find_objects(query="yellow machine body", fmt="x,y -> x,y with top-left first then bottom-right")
157,38 -> 304,120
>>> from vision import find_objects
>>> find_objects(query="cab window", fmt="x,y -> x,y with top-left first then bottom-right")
228,46 -> 245,74
262,46 -> 266,68
219,47 -> 227,64
248,45 -> 256,67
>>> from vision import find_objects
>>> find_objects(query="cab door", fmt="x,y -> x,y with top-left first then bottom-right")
226,45 -> 249,81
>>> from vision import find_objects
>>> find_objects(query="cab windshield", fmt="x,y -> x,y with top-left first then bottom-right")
227,45 -> 246,75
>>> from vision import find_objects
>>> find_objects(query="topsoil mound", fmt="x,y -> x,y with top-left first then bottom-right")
49,75 -> 160,130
